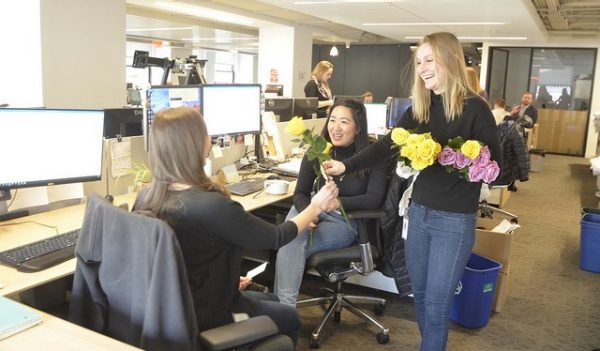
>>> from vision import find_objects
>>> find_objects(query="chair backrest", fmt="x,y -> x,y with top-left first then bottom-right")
69,194 -> 199,351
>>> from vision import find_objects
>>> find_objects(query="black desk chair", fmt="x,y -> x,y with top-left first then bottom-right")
296,209 -> 390,348
70,194 -> 293,351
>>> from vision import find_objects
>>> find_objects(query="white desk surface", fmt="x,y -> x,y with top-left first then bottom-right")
0,181 -> 295,349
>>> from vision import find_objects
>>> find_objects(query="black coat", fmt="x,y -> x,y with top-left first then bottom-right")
494,119 -> 530,186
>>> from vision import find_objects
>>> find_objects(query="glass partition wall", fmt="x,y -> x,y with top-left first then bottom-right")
487,47 -> 596,156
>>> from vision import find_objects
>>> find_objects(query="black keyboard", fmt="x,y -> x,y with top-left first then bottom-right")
228,179 -> 265,196
0,229 -> 80,273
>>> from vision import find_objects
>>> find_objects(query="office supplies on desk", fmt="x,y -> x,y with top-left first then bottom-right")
264,180 -> 289,195
228,179 -> 265,196
0,229 -> 80,272
0,296 -> 43,340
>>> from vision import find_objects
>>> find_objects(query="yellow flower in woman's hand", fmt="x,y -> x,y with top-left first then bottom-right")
461,140 -> 481,159
391,128 -> 410,145
412,157 -> 429,171
406,133 -> 425,147
401,144 -> 418,161
323,142 -> 333,155
285,116 -> 307,136
417,139 -> 437,160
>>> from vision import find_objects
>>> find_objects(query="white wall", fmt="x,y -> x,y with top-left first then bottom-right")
291,26 -> 313,98
258,26 -> 295,96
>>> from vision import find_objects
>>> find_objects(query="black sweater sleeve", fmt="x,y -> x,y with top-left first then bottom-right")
304,80 -> 319,98
293,155 -> 318,212
339,159 -> 387,210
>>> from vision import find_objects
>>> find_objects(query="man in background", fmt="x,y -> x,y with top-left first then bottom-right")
362,91 -> 373,103
511,91 -> 538,124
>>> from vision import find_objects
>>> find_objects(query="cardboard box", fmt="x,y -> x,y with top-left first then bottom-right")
487,187 -> 511,208
472,217 -> 517,312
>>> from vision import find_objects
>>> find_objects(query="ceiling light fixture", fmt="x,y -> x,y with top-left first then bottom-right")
127,27 -> 193,32
181,37 -> 257,42
330,45 -> 339,56
295,0 -> 386,4
405,36 -> 527,40
364,22 -> 506,26
154,2 -> 255,26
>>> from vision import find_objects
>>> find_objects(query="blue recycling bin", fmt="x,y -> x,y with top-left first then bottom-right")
580,213 -> 600,273
450,253 -> 502,329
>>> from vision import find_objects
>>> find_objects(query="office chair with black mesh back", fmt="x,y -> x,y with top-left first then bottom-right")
70,194 -> 293,351
296,208 -> 390,349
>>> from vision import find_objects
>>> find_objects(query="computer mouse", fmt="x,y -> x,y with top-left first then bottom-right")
267,175 -> 280,180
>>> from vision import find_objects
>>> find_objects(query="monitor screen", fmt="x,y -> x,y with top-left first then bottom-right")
293,98 -> 319,119
265,84 -> 284,96
0,108 -> 104,190
387,98 -> 412,128
364,103 -> 388,135
104,108 -> 143,139
264,98 -> 294,122
202,84 -> 261,136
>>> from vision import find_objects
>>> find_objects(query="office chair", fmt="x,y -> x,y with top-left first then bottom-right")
296,208 -> 390,348
70,194 -> 293,351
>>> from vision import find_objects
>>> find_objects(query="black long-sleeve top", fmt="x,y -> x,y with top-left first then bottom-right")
294,143 -> 387,213
135,188 -> 297,333
304,79 -> 331,118
343,94 -> 501,213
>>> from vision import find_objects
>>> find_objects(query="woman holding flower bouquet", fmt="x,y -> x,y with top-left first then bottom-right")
324,32 -> 501,350
274,99 -> 388,306
135,107 -> 340,347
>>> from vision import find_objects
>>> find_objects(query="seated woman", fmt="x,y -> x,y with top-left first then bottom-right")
274,99 -> 388,306
134,107 -> 339,346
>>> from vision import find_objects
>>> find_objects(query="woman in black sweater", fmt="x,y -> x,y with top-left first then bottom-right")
274,99 -> 387,306
304,60 -> 334,118
324,32 -> 501,351
135,107 -> 339,347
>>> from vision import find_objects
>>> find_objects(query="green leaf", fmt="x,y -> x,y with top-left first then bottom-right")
313,137 -> 327,153
448,136 -> 466,149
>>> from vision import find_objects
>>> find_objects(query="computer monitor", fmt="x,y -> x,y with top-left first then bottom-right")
364,103 -> 388,136
127,89 -> 142,106
264,98 -> 294,122
333,95 -> 362,104
0,108 -> 105,191
202,84 -> 261,136
104,108 -> 143,139
265,84 -> 284,96
387,97 -> 412,128
293,98 -> 319,119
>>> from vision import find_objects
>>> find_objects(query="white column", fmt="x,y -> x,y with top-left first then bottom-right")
258,25 -> 312,97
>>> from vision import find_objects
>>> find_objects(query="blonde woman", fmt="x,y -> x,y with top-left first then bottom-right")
465,66 -> 488,100
324,32 -> 501,351
135,107 -> 339,347
305,60 -> 334,117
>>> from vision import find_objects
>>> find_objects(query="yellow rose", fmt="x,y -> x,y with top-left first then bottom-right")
434,142 -> 442,156
391,128 -> 410,145
461,140 -> 481,159
401,145 -> 418,161
417,139 -> 436,160
284,116 -> 307,136
412,157 -> 429,171
323,142 -> 333,155
406,133 -> 425,148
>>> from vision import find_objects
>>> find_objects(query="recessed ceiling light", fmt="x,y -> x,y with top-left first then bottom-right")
154,2 -> 255,26
364,22 -> 506,26
127,27 -> 193,32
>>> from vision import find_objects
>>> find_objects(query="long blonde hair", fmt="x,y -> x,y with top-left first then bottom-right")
411,32 -> 472,123
312,61 -> 334,87
465,66 -> 484,95
138,107 -> 227,217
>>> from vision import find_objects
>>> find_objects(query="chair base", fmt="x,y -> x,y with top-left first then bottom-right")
297,282 -> 390,348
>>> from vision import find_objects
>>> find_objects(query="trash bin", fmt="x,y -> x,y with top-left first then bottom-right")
529,149 -> 545,172
450,253 -> 502,329
580,213 -> 600,273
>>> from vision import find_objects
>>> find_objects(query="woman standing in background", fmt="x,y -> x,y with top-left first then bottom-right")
305,61 -> 334,118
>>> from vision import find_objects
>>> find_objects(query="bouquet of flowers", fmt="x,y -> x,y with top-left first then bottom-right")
285,116 -> 351,228
391,127 -> 442,177
437,136 -> 500,183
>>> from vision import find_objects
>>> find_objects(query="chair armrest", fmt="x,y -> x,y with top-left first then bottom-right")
346,209 -> 386,220
199,315 -> 279,351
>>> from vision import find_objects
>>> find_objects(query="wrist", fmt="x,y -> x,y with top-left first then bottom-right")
307,203 -> 323,217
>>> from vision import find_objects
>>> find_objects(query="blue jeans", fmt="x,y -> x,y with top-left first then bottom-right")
405,202 -> 476,351
274,206 -> 358,306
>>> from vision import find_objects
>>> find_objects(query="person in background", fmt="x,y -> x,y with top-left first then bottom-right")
274,99 -> 387,306
511,91 -> 538,124
362,90 -> 374,103
465,66 -> 488,101
323,32 -> 501,351
135,106 -> 340,347
535,85 -> 553,108
305,61 -> 334,118
491,98 -> 511,125
555,87 -> 572,109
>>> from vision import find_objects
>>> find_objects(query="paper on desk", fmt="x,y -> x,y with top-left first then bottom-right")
7,187 -> 49,211
110,138 -> 132,178
246,262 -> 268,279
47,183 -> 84,203
491,219 -> 521,233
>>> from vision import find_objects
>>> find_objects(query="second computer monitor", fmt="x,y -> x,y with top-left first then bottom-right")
364,103 -> 388,136
387,98 -> 412,128
265,84 -> 284,96
202,84 -> 261,136
264,98 -> 294,122
293,98 -> 319,119
104,108 -> 143,139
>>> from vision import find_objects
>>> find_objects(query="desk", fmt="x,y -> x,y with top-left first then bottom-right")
0,182 -> 295,348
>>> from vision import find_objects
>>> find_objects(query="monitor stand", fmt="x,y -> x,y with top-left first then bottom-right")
0,190 -> 29,222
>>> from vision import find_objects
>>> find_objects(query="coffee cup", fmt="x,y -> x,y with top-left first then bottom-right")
264,180 -> 289,195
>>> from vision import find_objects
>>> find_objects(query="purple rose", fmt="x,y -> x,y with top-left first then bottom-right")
438,146 -> 457,166
455,151 -> 472,169
468,164 -> 486,182
472,145 -> 491,167
483,161 -> 500,183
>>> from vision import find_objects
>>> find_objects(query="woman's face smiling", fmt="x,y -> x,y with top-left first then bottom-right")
416,43 -> 445,94
327,106 -> 357,147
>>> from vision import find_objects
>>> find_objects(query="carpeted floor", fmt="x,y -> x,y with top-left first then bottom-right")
259,154 -> 600,351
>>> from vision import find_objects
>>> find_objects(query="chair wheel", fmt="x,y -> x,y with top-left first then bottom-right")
310,337 -> 320,349
333,311 -> 341,323
374,303 -> 385,315
376,332 -> 389,344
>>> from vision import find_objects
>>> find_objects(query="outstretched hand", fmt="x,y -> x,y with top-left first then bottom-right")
322,160 -> 346,177
310,181 -> 339,213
